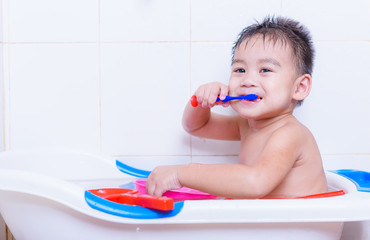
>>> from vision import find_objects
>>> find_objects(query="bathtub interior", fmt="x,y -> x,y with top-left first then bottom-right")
0,149 -> 369,240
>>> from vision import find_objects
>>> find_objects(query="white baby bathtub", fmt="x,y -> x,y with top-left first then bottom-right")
0,149 -> 369,240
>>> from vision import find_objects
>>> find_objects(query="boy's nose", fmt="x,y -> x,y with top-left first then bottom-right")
240,77 -> 257,88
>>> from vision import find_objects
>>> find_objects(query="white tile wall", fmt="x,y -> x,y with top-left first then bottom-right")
0,18 -> 3,153
7,0 -> 99,42
0,64 -> 3,152
8,44 -> 100,151
191,43 -> 232,92
282,0 -> 370,41
117,156 -> 191,172
101,42 -> 190,155
101,0 -> 190,42
1,45 -> 10,152
191,0 -> 281,41
0,0 -> 369,162
294,41 -> 370,154
1,0 -> 4,153
323,154 -> 370,172
0,0 -> 2,43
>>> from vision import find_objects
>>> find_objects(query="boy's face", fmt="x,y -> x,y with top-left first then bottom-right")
229,35 -> 299,120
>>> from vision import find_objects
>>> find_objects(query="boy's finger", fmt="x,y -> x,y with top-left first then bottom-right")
195,88 -> 205,104
208,87 -> 220,104
218,85 -> 229,101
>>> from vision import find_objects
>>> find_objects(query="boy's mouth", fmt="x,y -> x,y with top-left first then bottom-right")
253,96 -> 263,102
242,95 -> 263,102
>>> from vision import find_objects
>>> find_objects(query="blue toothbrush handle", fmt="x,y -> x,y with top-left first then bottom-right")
191,94 -> 258,107
217,94 -> 258,103
216,96 -> 233,103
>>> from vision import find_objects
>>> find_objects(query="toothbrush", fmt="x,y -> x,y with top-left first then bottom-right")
190,94 -> 259,107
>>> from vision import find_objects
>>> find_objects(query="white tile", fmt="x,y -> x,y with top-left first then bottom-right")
2,44 -> 10,151
1,0 -> 10,42
101,0 -> 190,42
191,0 -> 281,41
0,0 -> 2,43
0,43 -> 3,151
294,42 -> 370,154
101,43 -> 191,156
322,154 -> 370,172
191,43 -> 232,92
282,0 -> 370,40
8,44 -> 100,151
7,0 -> 99,42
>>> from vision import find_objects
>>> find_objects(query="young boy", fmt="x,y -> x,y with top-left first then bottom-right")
146,16 -> 328,199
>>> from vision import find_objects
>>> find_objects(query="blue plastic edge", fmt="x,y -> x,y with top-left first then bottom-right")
330,169 -> 370,192
116,160 -> 151,178
85,191 -> 184,219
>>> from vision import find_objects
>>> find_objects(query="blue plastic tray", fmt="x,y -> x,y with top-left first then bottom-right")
330,169 -> 370,192
116,160 -> 151,178
85,191 -> 184,219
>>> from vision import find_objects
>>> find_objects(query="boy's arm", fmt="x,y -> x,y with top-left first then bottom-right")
182,100 -> 241,140
182,81 -> 241,140
147,125 -> 302,198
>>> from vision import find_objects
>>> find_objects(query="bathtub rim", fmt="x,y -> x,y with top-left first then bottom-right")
0,168 -> 369,225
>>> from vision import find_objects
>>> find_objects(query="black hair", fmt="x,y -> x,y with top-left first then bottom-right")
233,16 -> 314,76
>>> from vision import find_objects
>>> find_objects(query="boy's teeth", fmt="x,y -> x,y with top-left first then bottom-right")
253,97 -> 262,102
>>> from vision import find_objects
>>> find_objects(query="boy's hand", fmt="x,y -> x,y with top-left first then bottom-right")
146,165 -> 183,197
194,82 -> 229,108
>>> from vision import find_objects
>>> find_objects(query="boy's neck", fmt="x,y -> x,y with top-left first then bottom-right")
247,112 -> 294,132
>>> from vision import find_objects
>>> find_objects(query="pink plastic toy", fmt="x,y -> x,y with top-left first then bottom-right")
134,180 -> 218,200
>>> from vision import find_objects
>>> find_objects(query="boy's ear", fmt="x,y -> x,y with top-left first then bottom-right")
293,74 -> 312,101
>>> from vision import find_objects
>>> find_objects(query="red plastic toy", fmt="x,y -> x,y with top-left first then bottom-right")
295,190 -> 345,199
88,188 -> 174,211
88,188 -> 345,212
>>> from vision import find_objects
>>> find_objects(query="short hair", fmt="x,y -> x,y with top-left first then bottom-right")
232,16 -> 315,106
232,16 -> 314,75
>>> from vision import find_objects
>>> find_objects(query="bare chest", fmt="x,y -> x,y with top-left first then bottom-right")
238,133 -> 269,165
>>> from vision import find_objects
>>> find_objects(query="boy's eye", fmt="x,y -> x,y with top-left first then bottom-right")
235,68 -> 245,73
260,68 -> 271,73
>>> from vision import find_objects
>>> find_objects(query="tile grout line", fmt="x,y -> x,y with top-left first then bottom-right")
98,0 -> 102,152
1,0 -> 5,151
5,0 -> 10,151
5,0 -> 11,151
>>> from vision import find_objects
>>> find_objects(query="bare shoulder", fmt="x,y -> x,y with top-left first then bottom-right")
245,117 -> 324,197
262,117 -> 326,197
272,117 -> 313,143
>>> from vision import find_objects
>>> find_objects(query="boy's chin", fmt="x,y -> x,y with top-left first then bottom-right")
231,106 -> 259,120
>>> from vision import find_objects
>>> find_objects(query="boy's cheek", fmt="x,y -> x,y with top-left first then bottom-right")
228,82 -> 236,93
228,87 -> 238,96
